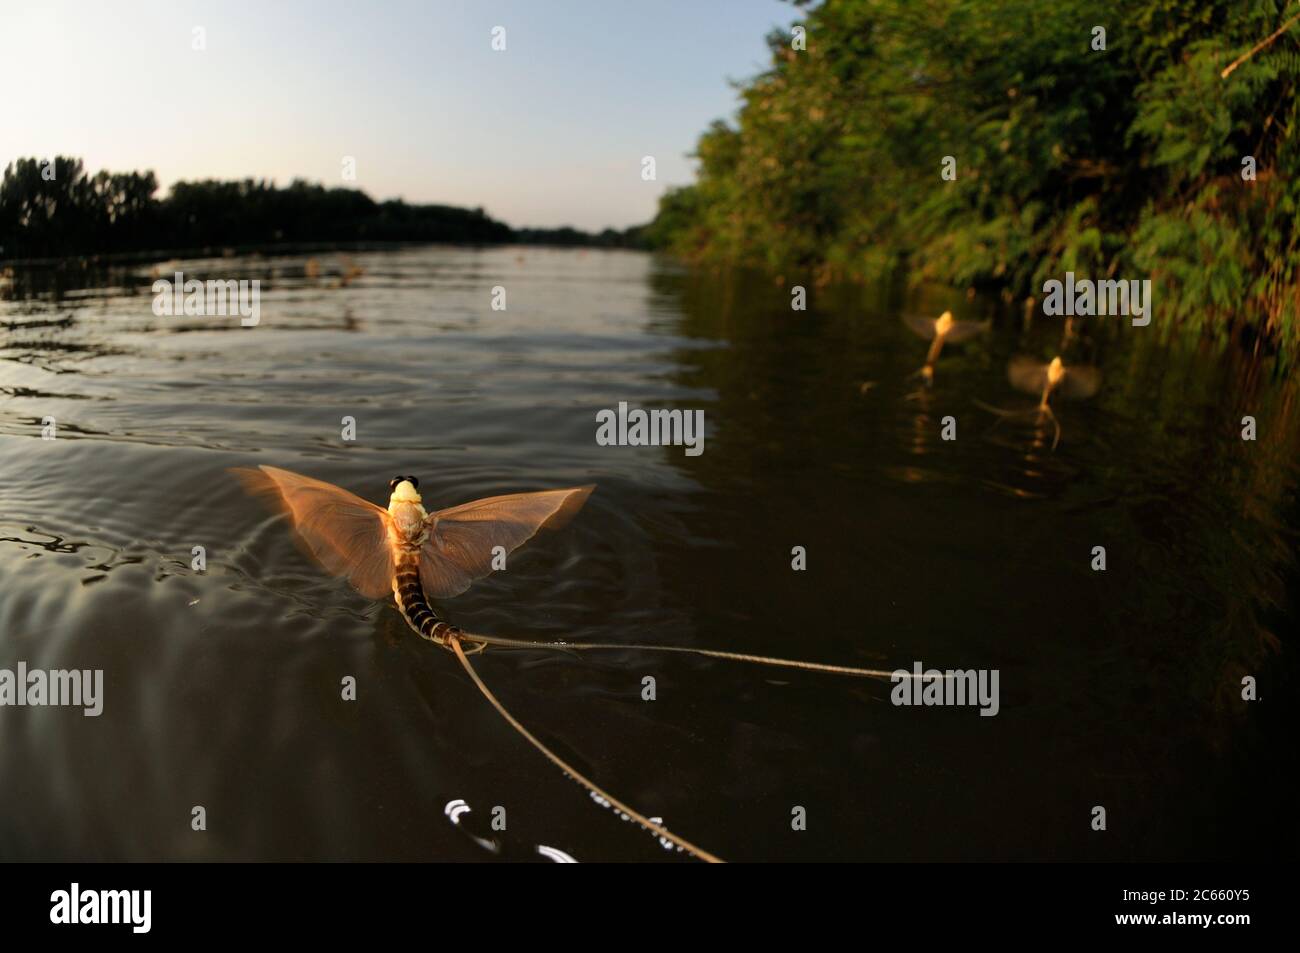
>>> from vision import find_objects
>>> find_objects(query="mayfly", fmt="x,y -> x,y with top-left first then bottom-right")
903,310 -> 990,386
979,355 -> 1100,449
234,465 -> 905,863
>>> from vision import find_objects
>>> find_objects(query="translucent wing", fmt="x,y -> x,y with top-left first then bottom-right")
903,314 -> 938,339
1059,364 -> 1101,399
1007,355 -> 1049,395
942,319 -> 991,344
232,465 -> 395,599
420,485 -> 595,599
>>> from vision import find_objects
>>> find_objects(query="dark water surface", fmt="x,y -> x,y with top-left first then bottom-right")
1,246 -> 1296,862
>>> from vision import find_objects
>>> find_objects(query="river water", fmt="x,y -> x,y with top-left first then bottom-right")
0,246 -> 1295,861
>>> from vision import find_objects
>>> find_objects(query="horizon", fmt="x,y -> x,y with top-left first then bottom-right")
1,0 -> 795,231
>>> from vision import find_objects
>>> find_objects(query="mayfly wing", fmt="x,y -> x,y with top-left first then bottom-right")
942,319 -> 992,344
1007,355 -> 1049,395
1059,364 -> 1101,399
420,485 -> 595,599
902,314 -> 938,339
232,465 -> 395,599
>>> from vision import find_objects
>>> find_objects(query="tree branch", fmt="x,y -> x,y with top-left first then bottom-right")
1221,9 -> 1300,79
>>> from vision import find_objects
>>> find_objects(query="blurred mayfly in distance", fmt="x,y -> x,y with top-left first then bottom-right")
903,310 -> 991,387
978,355 -> 1100,449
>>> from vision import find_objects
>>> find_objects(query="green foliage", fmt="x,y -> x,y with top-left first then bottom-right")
650,0 -> 1300,353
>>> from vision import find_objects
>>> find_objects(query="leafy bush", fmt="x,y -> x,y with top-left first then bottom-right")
649,0 -> 1300,353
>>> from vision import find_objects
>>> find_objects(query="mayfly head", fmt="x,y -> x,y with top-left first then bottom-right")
388,475 -> 422,504
387,475 -> 427,540
935,310 -> 954,336
1046,356 -> 1065,388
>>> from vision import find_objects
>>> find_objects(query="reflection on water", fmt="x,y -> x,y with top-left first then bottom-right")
0,247 -> 1295,861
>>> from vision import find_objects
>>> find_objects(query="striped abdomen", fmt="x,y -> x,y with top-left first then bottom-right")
393,549 -> 456,643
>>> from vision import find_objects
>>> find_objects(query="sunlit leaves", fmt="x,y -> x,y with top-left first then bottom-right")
649,0 -> 1300,352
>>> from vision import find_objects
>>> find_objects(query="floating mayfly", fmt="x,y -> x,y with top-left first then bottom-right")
234,465 -> 904,863
903,310 -> 991,386
978,355 -> 1100,449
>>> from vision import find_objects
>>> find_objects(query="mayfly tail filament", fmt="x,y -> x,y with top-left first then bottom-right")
447,635 -> 724,864
453,630 -> 903,679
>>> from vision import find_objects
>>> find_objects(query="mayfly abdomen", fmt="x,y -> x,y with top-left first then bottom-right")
393,550 -> 454,643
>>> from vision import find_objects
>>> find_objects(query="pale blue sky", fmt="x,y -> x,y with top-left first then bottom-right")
1,0 -> 795,229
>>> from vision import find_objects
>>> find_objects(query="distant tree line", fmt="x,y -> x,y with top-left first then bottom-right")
0,156 -> 645,261
514,225 -> 647,248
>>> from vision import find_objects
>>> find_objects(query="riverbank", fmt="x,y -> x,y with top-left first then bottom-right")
642,0 -> 1300,362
